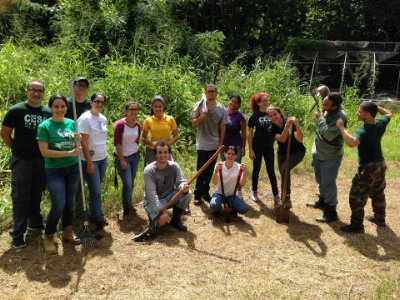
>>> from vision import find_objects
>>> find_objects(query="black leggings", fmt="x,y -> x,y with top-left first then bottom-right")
251,145 -> 278,196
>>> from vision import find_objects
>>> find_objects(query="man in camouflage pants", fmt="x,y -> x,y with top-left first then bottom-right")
336,101 -> 392,233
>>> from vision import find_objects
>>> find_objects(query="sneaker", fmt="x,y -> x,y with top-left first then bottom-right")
251,192 -> 260,202
184,207 -> 191,215
274,195 -> 282,206
236,191 -> 243,199
366,215 -> 386,227
340,224 -> 365,234
193,198 -> 202,206
12,239 -> 26,249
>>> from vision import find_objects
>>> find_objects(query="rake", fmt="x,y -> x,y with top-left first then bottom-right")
70,80 -> 98,245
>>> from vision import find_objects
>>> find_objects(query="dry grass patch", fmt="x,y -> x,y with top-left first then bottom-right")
0,173 -> 399,300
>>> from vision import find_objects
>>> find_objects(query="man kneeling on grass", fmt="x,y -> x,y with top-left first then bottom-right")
336,101 -> 392,233
143,140 -> 191,232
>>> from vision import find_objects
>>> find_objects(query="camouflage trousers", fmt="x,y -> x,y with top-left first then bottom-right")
349,161 -> 387,226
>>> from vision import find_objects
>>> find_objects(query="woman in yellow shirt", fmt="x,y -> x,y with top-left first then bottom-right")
142,95 -> 179,164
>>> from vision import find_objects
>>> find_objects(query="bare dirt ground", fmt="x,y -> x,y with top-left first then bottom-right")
1,167 -> 399,300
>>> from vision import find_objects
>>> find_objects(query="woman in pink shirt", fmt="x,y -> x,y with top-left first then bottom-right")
113,101 -> 141,216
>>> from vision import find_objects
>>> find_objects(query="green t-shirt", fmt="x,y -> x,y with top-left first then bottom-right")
65,97 -> 90,120
36,118 -> 79,168
2,102 -> 52,159
354,115 -> 390,164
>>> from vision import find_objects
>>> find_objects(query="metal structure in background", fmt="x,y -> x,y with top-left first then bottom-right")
290,41 -> 400,100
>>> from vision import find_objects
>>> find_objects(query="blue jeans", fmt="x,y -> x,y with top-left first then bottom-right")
251,145 -> 278,196
210,193 -> 249,214
44,163 -> 80,235
114,154 -> 140,209
312,154 -> 343,206
9,156 -> 46,243
82,157 -> 108,221
145,189 -> 192,221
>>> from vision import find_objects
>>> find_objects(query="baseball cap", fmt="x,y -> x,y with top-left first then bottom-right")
74,77 -> 89,86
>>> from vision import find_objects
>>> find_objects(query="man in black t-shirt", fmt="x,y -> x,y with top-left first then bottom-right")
1,80 -> 52,249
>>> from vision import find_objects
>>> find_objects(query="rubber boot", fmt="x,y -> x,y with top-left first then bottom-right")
170,207 -> 187,232
306,195 -> 325,210
61,226 -> 81,245
44,234 -> 57,255
284,194 -> 292,209
316,205 -> 338,223
95,220 -> 106,237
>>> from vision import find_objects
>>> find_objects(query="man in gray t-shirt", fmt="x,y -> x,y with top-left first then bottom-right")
191,84 -> 229,205
143,141 -> 191,231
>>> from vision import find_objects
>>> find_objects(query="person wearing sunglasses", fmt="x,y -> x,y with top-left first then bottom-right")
77,92 -> 108,236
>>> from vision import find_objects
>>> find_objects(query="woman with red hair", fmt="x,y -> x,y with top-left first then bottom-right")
247,92 -> 280,205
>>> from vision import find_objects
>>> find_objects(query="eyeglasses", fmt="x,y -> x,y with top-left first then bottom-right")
92,100 -> 105,105
127,108 -> 138,111
75,84 -> 88,89
28,88 -> 44,94
206,90 -> 217,93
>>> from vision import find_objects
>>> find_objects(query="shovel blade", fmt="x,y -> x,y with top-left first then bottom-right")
276,205 -> 290,223
132,226 -> 153,242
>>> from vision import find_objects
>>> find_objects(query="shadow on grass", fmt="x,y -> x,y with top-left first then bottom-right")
329,218 -> 400,261
0,229 -> 113,291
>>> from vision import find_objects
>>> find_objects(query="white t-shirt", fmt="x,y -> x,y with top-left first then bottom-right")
120,124 -> 139,156
214,161 -> 241,196
78,111 -> 108,161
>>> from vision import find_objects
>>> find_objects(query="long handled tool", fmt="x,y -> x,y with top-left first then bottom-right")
218,167 -> 231,223
231,168 -> 243,211
70,80 -> 97,243
132,145 -> 225,241
276,125 -> 292,223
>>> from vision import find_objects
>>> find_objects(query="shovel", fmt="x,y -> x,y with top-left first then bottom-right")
132,145 -> 225,241
276,125 -> 292,223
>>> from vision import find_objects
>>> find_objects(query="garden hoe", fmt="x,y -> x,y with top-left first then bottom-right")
70,80 -> 98,246
132,145 -> 225,242
276,125 -> 292,223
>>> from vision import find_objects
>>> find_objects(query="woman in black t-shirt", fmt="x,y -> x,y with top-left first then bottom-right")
267,106 -> 306,209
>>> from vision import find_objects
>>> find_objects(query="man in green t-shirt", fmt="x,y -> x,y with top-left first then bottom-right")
1,80 -> 52,249
336,101 -> 392,233
65,77 -> 90,120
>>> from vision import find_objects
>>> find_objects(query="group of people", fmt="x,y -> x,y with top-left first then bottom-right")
1,78 -> 392,254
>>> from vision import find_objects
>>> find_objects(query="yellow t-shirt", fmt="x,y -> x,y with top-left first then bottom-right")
143,114 -> 177,149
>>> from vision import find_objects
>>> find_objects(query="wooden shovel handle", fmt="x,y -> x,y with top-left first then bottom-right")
154,145 -> 225,222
